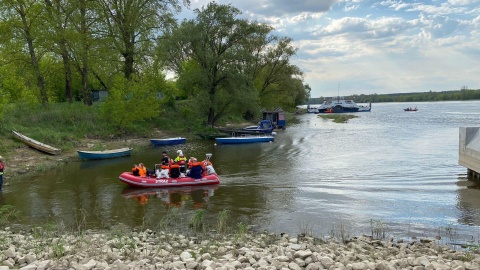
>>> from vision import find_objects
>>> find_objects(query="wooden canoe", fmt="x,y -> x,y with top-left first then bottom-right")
12,130 -> 61,155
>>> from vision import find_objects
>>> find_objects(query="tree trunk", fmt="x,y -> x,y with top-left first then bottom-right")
20,6 -> 48,105
60,39 -> 73,103
123,40 -> 135,80
208,107 -> 215,127
80,0 -> 92,105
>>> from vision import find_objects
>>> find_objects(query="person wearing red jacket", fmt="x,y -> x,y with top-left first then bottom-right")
0,156 -> 4,192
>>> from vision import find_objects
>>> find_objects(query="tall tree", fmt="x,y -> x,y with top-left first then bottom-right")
43,0 -> 76,103
98,0 -> 188,80
78,0 -> 91,105
159,3 -> 269,126
0,0 -> 49,104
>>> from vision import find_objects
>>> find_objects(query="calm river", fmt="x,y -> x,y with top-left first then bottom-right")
2,101 -> 480,243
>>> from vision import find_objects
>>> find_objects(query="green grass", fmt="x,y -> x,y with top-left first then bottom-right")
1,101 -> 297,154
318,114 -> 358,123
0,205 -> 19,225
217,209 -> 229,234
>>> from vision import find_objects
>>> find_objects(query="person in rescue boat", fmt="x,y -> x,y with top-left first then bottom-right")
187,157 -> 204,179
174,150 -> 187,173
132,164 -> 140,176
132,163 -> 147,177
161,151 -> 170,166
201,158 -> 215,176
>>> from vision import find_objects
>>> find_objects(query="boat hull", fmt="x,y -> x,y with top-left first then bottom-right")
314,99 -> 372,114
150,137 -> 186,146
318,106 -> 371,113
215,136 -> 274,144
119,172 -> 220,188
12,130 -> 61,155
77,148 -> 132,160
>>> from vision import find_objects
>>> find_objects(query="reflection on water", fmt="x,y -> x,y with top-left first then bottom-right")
3,101 -> 480,243
121,186 -> 217,208
456,177 -> 480,226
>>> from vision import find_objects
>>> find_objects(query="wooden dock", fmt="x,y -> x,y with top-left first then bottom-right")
459,127 -> 480,180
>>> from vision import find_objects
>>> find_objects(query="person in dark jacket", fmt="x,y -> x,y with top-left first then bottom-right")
187,158 -> 204,179
161,151 -> 170,166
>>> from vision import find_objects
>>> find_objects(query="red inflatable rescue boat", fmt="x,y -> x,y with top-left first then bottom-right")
119,172 -> 220,188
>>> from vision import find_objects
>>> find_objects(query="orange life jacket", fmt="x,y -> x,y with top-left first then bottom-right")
136,165 -> 147,177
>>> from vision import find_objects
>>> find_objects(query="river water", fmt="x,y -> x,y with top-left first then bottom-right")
2,101 -> 480,243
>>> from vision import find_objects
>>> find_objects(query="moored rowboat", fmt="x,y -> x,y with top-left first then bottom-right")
77,147 -> 132,160
150,137 -> 186,146
215,135 -> 274,144
12,130 -> 61,155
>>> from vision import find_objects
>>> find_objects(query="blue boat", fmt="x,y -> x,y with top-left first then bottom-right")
243,120 -> 275,133
218,120 -> 275,135
77,147 -> 132,160
150,137 -> 186,146
215,135 -> 274,144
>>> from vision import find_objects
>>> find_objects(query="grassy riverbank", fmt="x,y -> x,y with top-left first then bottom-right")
0,102 -> 296,181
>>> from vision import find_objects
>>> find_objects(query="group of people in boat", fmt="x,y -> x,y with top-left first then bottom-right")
132,150 -> 215,179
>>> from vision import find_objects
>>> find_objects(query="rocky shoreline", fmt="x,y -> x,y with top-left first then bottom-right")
1,227 -> 479,270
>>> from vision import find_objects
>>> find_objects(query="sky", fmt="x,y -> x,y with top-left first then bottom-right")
178,0 -> 480,98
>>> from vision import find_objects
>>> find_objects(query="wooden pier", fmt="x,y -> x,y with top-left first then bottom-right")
459,127 -> 480,180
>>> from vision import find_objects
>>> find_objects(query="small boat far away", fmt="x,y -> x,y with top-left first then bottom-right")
12,130 -> 61,155
404,107 -> 418,112
150,137 -> 186,146
77,147 -> 132,160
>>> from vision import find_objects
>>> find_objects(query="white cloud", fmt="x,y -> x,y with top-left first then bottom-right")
448,0 -> 480,5
179,0 -> 479,96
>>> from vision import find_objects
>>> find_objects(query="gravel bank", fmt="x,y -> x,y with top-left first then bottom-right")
1,227 -> 479,270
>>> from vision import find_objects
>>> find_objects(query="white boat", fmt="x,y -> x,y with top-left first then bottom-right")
315,99 -> 371,113
12,130 -> 61,155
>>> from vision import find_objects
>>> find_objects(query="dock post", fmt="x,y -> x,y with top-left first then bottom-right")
459,127 -> 480,181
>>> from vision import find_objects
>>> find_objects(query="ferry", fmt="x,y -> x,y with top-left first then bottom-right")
308,99 -> 371,113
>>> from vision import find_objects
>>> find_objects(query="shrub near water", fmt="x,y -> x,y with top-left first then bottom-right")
318,114 -> 358,123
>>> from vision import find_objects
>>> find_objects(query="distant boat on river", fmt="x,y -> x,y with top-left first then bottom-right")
404,107 -> 418,112
307,98 -> 371,113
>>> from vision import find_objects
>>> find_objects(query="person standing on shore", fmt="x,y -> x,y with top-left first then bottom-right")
0,156 -> 4,192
